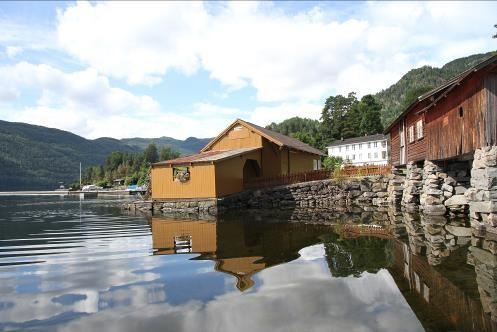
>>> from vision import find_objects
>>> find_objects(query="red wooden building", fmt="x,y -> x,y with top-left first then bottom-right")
385,54 -> 497,166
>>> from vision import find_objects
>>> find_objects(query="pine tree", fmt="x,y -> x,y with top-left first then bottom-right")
359,95 -> 383,135
143,143 -> 159,164
321,92 -> 358,143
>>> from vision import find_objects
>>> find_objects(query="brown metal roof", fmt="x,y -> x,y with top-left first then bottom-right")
201,119 -> 326,156
153,147 -> 261,167
384,53 -> 497,134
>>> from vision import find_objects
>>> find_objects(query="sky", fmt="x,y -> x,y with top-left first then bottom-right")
0,1 -> 495,140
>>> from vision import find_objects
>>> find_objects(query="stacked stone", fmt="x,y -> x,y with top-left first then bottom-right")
402,212 -> 426,255
402,162 -> 423,212
421,214 -> 450,266
386,206 -> 406,238
442,162 -> 471,217
420,160 -> 446,216
159,199 -> 218,215
466,146 -> 497,233
219,176 -> 391,212
387,167 -> 405,206
468,237 -> 497,322
369,176 -> 390,207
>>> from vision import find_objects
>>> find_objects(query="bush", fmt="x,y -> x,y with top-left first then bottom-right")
323,156 -> 343,171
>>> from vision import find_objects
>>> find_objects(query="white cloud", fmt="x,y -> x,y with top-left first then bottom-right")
56,1 -> 497,102
192,102 -> 240,117
0,62 -> 161,137
57,1 -> 208,85
3,1 -> 497,139
250,102 -> 322,126
5,46 -> 23,58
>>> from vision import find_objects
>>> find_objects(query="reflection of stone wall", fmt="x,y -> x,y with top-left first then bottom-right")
469,244 -> 497,322
390,239 -> 494,331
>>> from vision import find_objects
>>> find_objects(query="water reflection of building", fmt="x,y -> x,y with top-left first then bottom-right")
389,238 -> 496,331
150,218 -> 329,291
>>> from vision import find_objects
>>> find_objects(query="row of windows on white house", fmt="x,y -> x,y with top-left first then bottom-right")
343,151 -> 387,161
332,140 -> 387,153
408,120 -> 424,143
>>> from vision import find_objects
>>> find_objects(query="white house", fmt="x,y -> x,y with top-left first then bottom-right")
327,134 -> 389,166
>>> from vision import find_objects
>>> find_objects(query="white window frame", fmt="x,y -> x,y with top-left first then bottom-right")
408,125 -> 415,143
416,120 -> 424,140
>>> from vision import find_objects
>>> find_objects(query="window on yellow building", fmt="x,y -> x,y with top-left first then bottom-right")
173,167 -> 190,182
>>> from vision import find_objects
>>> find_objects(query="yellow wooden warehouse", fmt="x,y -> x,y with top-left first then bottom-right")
151,119 -> 325,200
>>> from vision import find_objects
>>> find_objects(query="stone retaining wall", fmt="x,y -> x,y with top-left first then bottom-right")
218,176 -> 390,212
467,146 -> 497,234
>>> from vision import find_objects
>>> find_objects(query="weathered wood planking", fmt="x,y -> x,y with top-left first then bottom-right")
387,58 -> 497,166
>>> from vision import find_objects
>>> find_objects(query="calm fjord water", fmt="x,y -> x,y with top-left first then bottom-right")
0,196 -> 491,331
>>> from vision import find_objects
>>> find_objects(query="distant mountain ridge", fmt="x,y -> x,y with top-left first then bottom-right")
121,136 -> 211,155
0,120 -> 211,190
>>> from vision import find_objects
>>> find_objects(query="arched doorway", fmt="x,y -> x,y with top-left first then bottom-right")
243,159 -> 261,181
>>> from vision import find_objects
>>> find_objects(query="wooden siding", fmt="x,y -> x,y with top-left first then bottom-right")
405,104 -> 427,163
206,126 -> 262,151
485,73 -> 497,146
215,150 -> 261,197
151,219 -> 217,254
289,150 -> 317,173
390,122 -> 400,166
387,68 -> 497,164
260,138 -> 283,177
426,73 -> 486,160
151,164 -> 216,199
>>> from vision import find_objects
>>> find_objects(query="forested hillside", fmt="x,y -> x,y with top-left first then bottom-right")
121,136 -> 210,155
0,121 -> 208,190
0,120 -> 139,190
375,51 -> 495,126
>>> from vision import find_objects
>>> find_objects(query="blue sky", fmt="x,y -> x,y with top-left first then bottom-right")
0,1 -> 495,139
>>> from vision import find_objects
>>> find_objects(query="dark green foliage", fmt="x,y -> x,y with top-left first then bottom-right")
358,94 -> 383,135
143,143 -> 159,164
159,146 -> 180,161
321,92 -> 358,143
269,94 -> 383,149
266,117 -> 325,150
376,51 -> 495,127
81,143 -> 180,187
493,24 -> 497,38
0,120 -> 138,191
322,233 -> 394,277
320,93 -> 383,145
0,120 -> 208,190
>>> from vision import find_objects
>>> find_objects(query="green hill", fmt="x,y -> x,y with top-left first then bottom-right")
0,120 -> 141,190
120,136 -> 211,155
0,121 -> 211,191
375,51 -> 496,126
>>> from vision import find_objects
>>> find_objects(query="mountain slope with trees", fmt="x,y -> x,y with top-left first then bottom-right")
375,51 -> 495,126
0,121 -> 205,190
120,136 -> 210,155
0,120 -> 140,190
